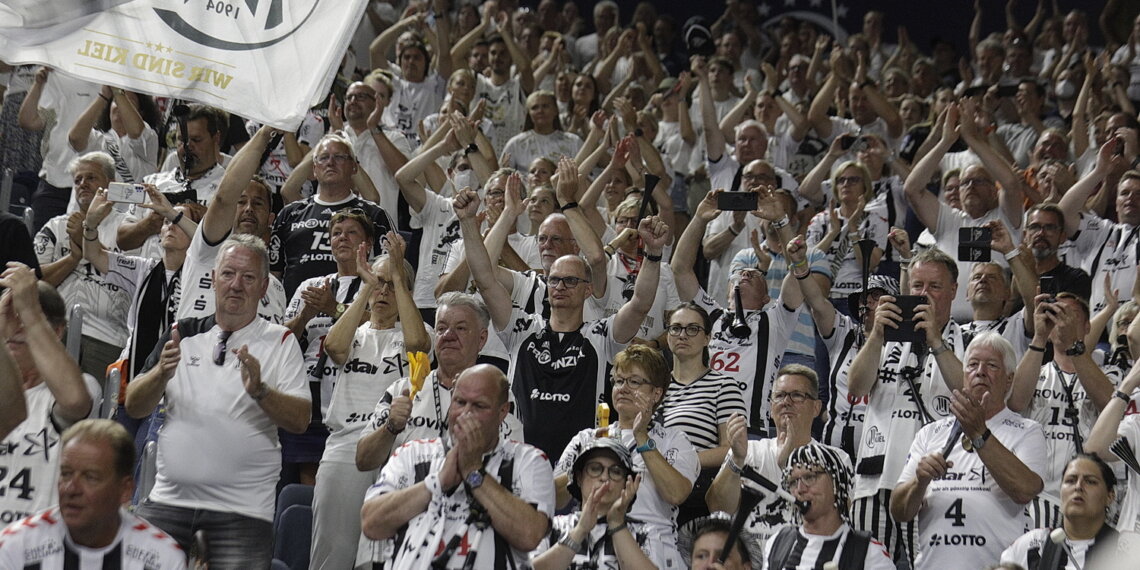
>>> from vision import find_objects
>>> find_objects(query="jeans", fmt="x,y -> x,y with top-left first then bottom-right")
136,501 -> 273,570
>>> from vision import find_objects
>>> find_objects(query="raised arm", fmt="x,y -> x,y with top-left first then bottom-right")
694,56 -> 726,162
0,342 -> 25,439
370,12 -> 425,71
673,191 -> 721,302
904,106 -> 957,232
202,126 -> 275,243
1059,140 -> 1127,237
68,85 -> 112,152
0,263 -> 90,423
17,67 -> 47,131
496,11 -> 534,94
1087,360 -> 1140,462
555,157 -> 607,295
385,231 -> 431,354
611,216 -> 667,344
457,189 -> 513,331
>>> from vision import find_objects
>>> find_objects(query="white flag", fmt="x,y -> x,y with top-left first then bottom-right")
0,0 -> 366,129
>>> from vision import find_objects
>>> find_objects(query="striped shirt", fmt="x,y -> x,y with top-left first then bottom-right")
661,369 -> 747,450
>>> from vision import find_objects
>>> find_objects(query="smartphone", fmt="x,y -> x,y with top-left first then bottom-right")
106,182 -> 146,204
717,191 -> 758,211
996,84 -> 1018,97
958,226 -> 992,262
885,295 -> 929,343
962,85 -> 987,98
840,134 -> 857,150
1115,137 -> 1125,156
1039,275 -> 1057,297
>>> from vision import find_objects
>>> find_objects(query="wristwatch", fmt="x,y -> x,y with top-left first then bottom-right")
332,303 -> 347,320
464,468 -> 486,489
635,438 -> 656,454
962,428 -> 992,452
558,534 -> 584,554
1065,340 -> 1086,356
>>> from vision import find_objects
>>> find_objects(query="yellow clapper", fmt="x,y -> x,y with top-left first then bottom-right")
407,351 -> 431,398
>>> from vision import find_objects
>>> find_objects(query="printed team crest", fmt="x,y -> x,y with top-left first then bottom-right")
155,0 -> 320,51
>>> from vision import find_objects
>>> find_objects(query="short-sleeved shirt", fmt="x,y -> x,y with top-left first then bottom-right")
146,316 -> 309,522
661,369 -> 745,451
500,130 -> 583,172
476,74 -> 527,155
340,124 -> 413,224
730,246 -> 832,358
365,437 -> 554,569
587,255 -> 680,340
383,73 -> 446,145
269,195 -> 394,297
693,287 -> 800,436
0,508 -> 186,569
1067,214 -> 1140,317
537,514 -> 656,569
498,312 -> 624,458
927,203 -> 1021,323
176,225 -> 286,324
806,203 -> 889,299
408,190 -> 462,308
854,323 -> 966,499
555,425 -> 699,569
898,409 -> 1047,570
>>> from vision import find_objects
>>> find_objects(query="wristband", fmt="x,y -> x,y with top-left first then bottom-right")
1027,345 -> 1046,353
1004,249 -> 1021,261
725,451 -> 744,474
794,270 -> 810,280
1115,390 -> 1131,404
560,201 -> 579,212
252,384 -> 270,402
644,252 -> 662,263
170,211 -> 184,225
929,343 -> 950,356
770,215 -> 790,229
606,522 -> 628,537
558,534 -> 584,553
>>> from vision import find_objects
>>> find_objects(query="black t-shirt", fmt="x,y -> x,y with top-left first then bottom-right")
269,196 -> 393,297
1041,262 -> 1092,302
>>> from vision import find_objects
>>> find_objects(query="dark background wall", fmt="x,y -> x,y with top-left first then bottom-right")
548,0 -> 1130,62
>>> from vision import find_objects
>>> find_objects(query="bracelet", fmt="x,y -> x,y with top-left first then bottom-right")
463,143 -> 479,155
1115,390 -> 1131,404
725,452 -> 743,474
644,252 -> 662,263
1004,249 -> 1021,261
728,225 -> 742,236
788,260 -> 808,270
560,201 -> 579,212
385,421 -> 404,435
929,343 -> 950,356
605,522 -> 628,537
558,533 -> 584,553
169,211 -> 184,225
794,270 -> 810,280
770,215 -> 790,229
1027,345 -> 1046,353
252,384 -> 270,402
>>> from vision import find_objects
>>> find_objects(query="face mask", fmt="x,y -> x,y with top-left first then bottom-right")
451,169 -> 479,193
1055,80 -> 1076,100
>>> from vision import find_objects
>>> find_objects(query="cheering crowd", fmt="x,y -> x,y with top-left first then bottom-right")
4,0 -> 1140,568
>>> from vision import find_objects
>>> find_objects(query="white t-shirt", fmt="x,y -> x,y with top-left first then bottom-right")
365,437 -> 555,569
79,125 -> 159,184
0,377 -> 101,524
928,203 -> 1021,323
1001,527 -> 1101,570
898,409 -> 1047,570
149,317 -> 309,522
500,130 -> 583,172
340,124 -> 414,225
383,73 -> 447,144
587,255 -> 679,340
693,287 -> 800,435
0,507 -> 186,569
175,225 -> 287,324
854,323 -> 966,499
1068,214 -> 1140,317
322,322 -> 431,464
476,74 -> 527,155
34,214 -> 131,346
555,424 -> 699,569
410,190 -> 462,307
729,438 -> 803,543
37,73 -> 98,187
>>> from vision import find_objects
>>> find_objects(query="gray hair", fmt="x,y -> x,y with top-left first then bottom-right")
68,151 -> 116,182
437,292 -> 490,330
965,331 -> 1017,377
315,133 -> 358,163
369,254 -> 415,290
734,119 -> 768,140
216,234 -> 270,278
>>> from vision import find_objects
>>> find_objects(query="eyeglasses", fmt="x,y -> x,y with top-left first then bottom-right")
486,190 -> 506,199
583,461 -> 630,482
667,324 -> 706,337
836,176 -> 864,186
537,235 -> 574,246
785,470 -> 827,489
959,178 -> 994,189
1026,223 -> 1061,233
548,276 -> 587,289
612,375 -> 652,389
345,93 -> 375,102
771,390 -> 816,403
213,330 -> 233,366
736,268 -> 766,280
315,153 -> 353,166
